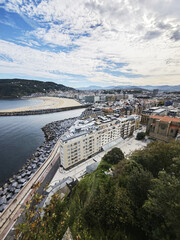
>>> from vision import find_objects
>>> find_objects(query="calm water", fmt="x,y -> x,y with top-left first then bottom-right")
0,99 -> 84,186
0,98 -> 44,110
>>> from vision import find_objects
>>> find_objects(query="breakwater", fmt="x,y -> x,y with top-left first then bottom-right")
0,104 -> 90,116
0,117 -> 77,213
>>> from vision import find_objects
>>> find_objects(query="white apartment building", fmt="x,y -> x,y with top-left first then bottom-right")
60,115 -> 140,169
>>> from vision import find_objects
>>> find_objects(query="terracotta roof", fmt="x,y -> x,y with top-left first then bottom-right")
150,115 -> 180,123
170,125 -> 180,130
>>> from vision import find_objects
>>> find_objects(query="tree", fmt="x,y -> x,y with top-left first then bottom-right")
103,147 -> 124,165
15,191 -> 68,240
143,171 -> 180,240
130,141 -> 180,177
136,132 -> 146,140
83,180 -> 134,239
126,166 -> 153,208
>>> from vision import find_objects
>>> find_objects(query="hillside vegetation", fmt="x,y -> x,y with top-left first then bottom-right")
0,79 -> 75,99
16,141 -> 180,240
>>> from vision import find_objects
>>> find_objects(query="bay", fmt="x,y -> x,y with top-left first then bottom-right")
0,98 -> 44,110
0,99 -> 84,186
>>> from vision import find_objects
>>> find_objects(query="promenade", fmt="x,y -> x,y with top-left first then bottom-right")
0,139 -> 61,240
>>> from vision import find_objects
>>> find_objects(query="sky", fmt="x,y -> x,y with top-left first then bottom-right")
0,0 -> 180,88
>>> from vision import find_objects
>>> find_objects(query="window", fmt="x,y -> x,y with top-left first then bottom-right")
160,124 -> 166,130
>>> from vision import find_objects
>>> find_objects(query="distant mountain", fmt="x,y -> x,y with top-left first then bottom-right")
142,85 -> 180,91
78,85 -> 103,90
0,79 -> 75,99
78,85 -> 146,91
78,85 -> 180,91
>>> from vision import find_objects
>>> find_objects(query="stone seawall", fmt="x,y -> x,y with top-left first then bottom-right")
0,104 -> 90,116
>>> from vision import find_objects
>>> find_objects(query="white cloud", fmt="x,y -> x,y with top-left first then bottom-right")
0,0 -> 180,86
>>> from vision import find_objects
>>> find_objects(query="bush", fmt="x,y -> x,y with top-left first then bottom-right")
103,147 -> 124,165
136,132 -> 146,140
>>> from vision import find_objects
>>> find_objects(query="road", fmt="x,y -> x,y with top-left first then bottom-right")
0,139 -> 60,240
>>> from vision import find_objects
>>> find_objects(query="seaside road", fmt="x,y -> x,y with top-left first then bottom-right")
0,139 -> 61,240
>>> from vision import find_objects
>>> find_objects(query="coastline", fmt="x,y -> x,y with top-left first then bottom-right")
0,104 -> 88,116
0,116 -> 78,213
0,97 -> 82,115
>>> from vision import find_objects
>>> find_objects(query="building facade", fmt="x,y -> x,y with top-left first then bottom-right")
60,115 -> 140,169
141,107 -> 167,125
146,116 -> 180,142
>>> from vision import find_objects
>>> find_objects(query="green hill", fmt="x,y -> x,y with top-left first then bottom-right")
16,141 -> 180,240
0,79 -> 75,99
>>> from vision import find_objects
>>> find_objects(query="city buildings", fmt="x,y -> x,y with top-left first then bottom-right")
146,116 -> 180,142
60,115 -> 140,169
141,106 -> 180,125
141,107 -> 167,125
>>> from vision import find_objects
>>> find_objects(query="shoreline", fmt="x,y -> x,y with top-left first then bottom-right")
0,97 -> 85,116
0,116 -> 79,213
0,104 -> 89,116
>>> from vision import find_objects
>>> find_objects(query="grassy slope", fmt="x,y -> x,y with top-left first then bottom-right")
16,141 -> 180,240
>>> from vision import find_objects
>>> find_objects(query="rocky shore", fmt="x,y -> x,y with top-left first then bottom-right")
0,117 -> 77,213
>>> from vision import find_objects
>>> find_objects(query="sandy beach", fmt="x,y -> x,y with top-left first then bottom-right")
0,97 -> 81,113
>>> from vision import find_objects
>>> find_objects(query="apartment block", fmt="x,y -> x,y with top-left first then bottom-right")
60,115 -> 140,169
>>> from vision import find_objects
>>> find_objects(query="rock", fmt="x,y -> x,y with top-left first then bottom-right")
26,171 -> 31,176
6,193 -> 12,201
17,184 -> 23,189
8,186 -> 15,193
18,178 -> 26,184
15,189 -> 20,194
21,172 -> 28,178
12,181 -> 18,188
0,196 -> 7,205
9,178 -> 13,183
3,188 -> 8,195
31,164 -> 37,169
35,152 -> 39,157
27,166 -> 32,170
0,204 -> 5,213
25,175 -> 30,180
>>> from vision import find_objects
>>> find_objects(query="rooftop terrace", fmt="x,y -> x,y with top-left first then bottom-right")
61,114 -> 139,142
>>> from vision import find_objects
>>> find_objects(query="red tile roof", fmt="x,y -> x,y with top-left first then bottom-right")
150,115 -> 180,123
170,125 -> 180,130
